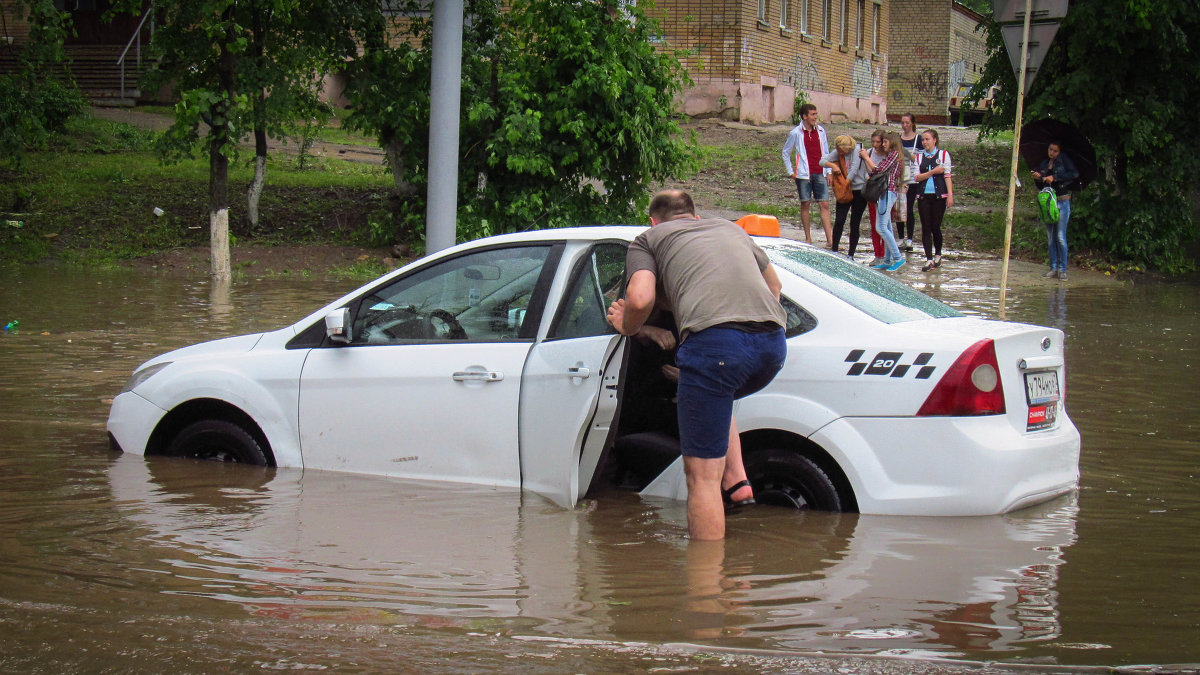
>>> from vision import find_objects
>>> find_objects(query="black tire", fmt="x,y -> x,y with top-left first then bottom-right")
744,449 -> 844,511
165,420 -> 269,465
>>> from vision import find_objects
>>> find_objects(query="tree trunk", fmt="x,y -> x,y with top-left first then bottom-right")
384,136 -> 414,198
210,136 -> 232,282
248,141 -> 267,227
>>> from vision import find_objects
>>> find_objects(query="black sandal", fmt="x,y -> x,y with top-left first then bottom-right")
722,480 -> 756,511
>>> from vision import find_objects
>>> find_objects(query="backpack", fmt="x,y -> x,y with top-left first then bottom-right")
1037,187 -> 1060,224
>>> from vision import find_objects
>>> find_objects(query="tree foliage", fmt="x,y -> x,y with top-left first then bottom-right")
0,0 -> 88,170
343,0 -> 698,245
968,0 -> 1199,274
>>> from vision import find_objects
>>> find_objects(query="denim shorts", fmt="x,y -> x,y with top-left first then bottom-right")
675,326 -> 787,459
795,173 -> 829,202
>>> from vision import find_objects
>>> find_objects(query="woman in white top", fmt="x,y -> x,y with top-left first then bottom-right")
896,113 -> 920,252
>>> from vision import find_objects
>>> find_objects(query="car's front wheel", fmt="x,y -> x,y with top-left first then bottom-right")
744,449 -> 844,511
164,420 -> 269,465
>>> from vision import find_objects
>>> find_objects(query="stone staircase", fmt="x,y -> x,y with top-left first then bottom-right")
0,44 -> 153,106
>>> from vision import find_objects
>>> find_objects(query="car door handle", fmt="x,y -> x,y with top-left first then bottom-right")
452,371 -> 504,382
567,366 -> 591,379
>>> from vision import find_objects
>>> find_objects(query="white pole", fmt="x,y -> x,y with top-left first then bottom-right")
998,0 -> 1034,320
426,0 -> 465,254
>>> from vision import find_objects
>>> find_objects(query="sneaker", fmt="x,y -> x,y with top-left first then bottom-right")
887,258 -> 906,271
1043,270 -> 1058,279
921,260 -> 936,272
869,257 -> 884,267
871,261 -> 890,269
1058,271 -> 1068,281
903,238 -> 914,251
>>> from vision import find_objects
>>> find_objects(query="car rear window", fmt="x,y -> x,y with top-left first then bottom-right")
762,242 -> 962,323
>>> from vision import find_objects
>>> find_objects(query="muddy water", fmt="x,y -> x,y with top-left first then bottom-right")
0,261 -> 1196,673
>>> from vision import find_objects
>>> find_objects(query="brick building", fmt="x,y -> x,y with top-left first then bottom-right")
647,0 -> 891,125
887,0 -> 987,124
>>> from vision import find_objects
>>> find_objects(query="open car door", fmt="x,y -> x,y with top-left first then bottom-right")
517,243 -> 628,507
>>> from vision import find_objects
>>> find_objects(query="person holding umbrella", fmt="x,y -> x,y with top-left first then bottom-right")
1031,141 -> 1079,280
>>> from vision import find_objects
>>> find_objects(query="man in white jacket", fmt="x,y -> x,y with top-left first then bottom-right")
781,104 -> 832,246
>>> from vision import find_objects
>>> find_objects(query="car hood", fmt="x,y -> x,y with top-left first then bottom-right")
140,333 -> 265,369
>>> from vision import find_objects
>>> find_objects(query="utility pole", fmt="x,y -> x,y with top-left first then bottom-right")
993,0 -> 1067,319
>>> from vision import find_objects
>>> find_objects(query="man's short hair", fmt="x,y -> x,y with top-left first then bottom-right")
798,103 -> 817,118
649,190 -> 696,222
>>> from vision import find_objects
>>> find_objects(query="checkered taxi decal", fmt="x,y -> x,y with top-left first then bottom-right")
845,350 -> 937,379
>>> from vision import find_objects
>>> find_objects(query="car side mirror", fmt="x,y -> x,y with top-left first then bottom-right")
325,308 -> 351,344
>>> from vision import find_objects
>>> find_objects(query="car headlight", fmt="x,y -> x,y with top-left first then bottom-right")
121,361 -> 173,393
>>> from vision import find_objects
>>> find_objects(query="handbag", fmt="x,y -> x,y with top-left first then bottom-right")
862,170 -> 888,202
831,156 -> 854,204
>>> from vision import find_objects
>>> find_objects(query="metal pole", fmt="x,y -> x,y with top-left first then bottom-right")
426,0 -> 465,254
999,0 -> 1033,320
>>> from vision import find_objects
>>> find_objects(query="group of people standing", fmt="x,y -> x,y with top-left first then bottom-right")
783,106 -> 953,273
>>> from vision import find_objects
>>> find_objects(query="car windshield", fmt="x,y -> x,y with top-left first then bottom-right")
762,242 -> 962,323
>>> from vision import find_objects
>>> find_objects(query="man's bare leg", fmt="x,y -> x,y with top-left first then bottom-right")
799,199 -> 813,243
683,455 -> 726,540
819,201 -> 833,247
722,419 -> 753,502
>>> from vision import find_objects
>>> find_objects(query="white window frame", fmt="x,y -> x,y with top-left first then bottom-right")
822,0 -> 832,40
856,0 -> 864,48
758,0 -> 768,23
799,0 -> 809,34
780,0 -> 790,29
840,0 -> 849,43
872,1 -> 880,52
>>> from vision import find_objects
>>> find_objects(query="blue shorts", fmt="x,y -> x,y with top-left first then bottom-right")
675,326 -> 787,459
795,173 -> 829,202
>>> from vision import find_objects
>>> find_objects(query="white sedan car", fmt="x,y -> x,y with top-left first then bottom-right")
107,226 -> 1080,515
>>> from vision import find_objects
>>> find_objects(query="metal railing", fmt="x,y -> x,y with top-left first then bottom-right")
117,4 -> 155,100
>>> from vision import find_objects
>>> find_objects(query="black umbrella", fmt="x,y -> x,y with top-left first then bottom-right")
1019,119 -> 1097,190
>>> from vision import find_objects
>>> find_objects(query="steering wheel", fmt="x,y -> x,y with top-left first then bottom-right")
426,309 -> 468,340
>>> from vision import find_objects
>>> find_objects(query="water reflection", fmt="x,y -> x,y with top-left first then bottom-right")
109,454 -> 1077,658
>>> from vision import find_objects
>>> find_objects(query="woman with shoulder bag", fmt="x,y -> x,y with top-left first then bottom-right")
861,131 -> 909,271
913,129 -> 954,272
821,135 -> 869,258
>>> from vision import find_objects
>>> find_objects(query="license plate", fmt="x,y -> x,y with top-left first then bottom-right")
1025,371 -> 1060,431
1025,371 -> 1060,405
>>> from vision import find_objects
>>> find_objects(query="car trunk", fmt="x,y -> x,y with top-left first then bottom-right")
912,317 -> 1069,434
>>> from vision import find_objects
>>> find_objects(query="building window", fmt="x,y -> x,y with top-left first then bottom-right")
781,0 -> 790,29
856,0 -> 864,48
822,0 -> 832,40
872,1 -> 880,52
799,0 -> 809,34
758,0 -> 767,23
840,0 -> 849,44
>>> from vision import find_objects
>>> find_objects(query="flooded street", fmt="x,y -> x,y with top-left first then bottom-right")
0,259 -> 1196,673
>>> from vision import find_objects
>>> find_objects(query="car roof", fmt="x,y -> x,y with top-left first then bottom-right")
456,225 -> 806,251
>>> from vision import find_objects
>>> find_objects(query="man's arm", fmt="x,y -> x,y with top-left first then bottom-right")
607,269 -> 656,336
782,130 -> 798,176
762,264 -> 782,301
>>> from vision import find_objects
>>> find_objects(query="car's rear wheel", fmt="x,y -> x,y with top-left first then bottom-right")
744,449 -> 844,511
165,420 -> 269,465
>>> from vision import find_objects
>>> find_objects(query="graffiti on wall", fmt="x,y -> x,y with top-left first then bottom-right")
890,66 -> 949,107
852,57 -> 883,99
780,55 -> 824,91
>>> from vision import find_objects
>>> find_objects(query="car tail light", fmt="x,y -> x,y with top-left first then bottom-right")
917,339 -> 1006,416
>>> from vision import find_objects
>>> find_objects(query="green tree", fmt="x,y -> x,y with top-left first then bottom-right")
0,0 -> 87,170
969,0 -> 1199,274
343,0 -> 698,247
141,0 -> 369,280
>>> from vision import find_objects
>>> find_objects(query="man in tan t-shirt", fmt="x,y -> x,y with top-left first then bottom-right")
607,190 -> 787,540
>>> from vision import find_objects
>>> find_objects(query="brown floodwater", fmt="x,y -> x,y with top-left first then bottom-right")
0,258 -> 1195,673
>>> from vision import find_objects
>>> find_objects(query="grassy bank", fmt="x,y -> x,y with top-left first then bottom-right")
0,114 -> 395,268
